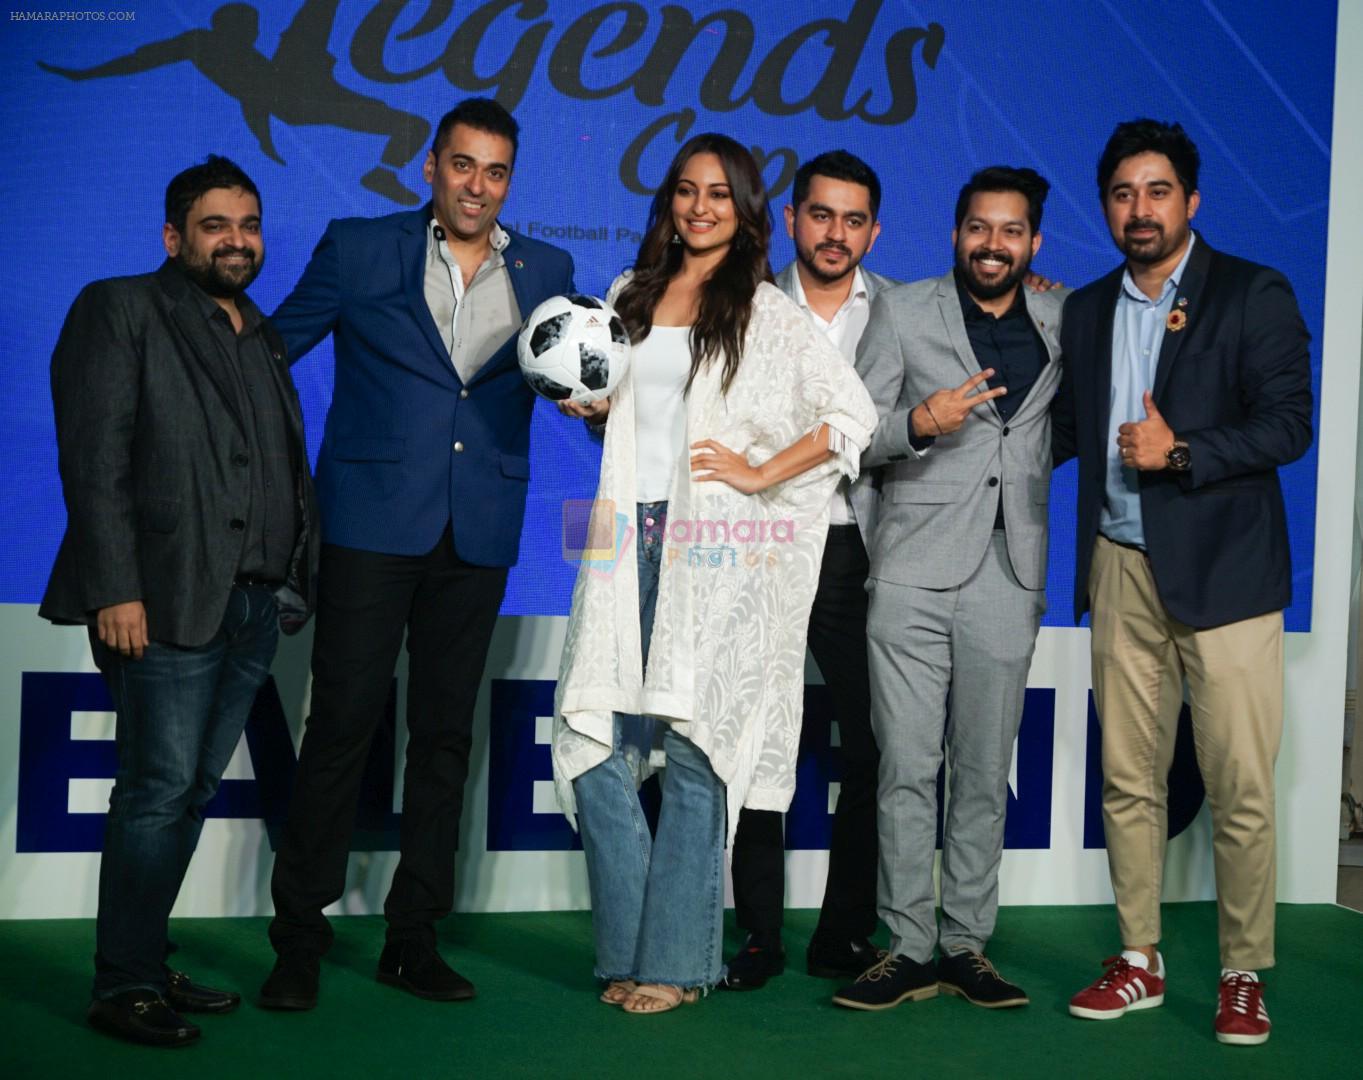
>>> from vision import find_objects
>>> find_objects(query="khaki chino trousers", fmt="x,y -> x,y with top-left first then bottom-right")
1089,536 -> 1282,971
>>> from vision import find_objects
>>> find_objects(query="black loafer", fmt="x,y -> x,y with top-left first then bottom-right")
807,936 -> 886,979
87,989 -> 201,1047
165,969 -> 241,1014
720,935 -> 786,991
377,942 -> 475,1001
259,952 -> 320,1011
937,949 -> 1029,1008
832,953 -> 939,1011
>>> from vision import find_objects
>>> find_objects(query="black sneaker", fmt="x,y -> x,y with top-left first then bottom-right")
807,936 -> 886,979
720,934 -> 786,991
831,953 -> 938,1011
259,952 -> 320,1011
377,942 -> 475,1001
937,949 -> 1029,1008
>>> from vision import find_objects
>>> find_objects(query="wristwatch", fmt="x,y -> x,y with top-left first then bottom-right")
1165,439 -> 1191,472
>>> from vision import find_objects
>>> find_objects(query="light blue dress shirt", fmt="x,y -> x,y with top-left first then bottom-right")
1099,235 -> 1196,548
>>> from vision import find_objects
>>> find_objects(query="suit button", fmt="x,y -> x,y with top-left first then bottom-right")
230,518 -> 245,531
460,389 -> 469,399
987,477 -> 999,487
1002,426 -> 1010,437
453,441 -> 464,453
233,453 -> 249,466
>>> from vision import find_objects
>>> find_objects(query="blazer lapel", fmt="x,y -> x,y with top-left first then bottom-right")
399,209 -> 461,387
1151,236 -> 1212,403
936,273 -> 1001,421
1093,268 -> 1123,434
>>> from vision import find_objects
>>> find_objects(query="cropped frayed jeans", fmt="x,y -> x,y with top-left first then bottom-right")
573,502 -> 727,989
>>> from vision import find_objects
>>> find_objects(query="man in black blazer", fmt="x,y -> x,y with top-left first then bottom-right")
41,156 -> 318,1047
1054,120 -> 1312,1047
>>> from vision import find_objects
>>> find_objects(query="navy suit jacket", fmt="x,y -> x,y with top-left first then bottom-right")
273,207 -> 574,566
1052,235 -> 1313,629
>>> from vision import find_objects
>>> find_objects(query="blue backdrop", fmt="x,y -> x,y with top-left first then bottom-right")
2,0 -> 1334,629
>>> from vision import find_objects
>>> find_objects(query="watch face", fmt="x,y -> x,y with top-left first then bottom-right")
1167,443 -> 1191,471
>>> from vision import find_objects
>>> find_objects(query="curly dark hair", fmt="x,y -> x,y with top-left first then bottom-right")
1097,118 -> 1200,199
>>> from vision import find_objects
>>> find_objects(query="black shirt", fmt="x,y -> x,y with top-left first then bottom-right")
954,271 -> 1049,423
955,272 -> 1050,529
191,279 -> 298,581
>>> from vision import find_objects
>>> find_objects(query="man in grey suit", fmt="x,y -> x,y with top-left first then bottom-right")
724,151 -> 900,990
833,166 -> 1066,1011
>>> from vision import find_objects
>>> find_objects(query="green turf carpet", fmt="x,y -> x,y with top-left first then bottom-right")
1,904 -> 1357,1079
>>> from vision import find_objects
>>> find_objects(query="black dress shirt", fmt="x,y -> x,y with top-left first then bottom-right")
955,273 -> 1050,528
193,280 -> 298,581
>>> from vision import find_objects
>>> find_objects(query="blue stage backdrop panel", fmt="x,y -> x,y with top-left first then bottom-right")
2,1 -> 1334,630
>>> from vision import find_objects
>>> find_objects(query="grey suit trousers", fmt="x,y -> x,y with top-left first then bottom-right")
868,530 -> 1044,962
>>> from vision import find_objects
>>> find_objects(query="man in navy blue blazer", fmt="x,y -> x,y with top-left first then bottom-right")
261,98 -> 574,1009
1054,120 -> 1312,1046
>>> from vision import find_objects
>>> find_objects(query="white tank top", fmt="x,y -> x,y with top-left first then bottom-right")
632,325 -> 692,502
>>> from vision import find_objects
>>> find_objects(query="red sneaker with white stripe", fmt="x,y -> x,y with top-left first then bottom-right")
1214,973 -> 1270,1045
1068,955 -> 1165,1019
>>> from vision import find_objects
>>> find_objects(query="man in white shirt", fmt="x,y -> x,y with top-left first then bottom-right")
724,151 -> 901,989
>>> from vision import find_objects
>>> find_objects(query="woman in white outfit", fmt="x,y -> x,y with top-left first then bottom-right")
553,133 -> 877,1014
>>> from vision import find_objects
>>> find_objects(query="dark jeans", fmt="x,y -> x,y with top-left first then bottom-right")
269,527 -> 507,956
92,583 -> 279,998
731,525 -> 880,942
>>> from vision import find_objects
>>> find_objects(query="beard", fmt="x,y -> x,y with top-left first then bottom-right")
795,238 -> 862,285
955,245 -> 1030,301
177,244 -> 262,298
1118,218 -> 1186,265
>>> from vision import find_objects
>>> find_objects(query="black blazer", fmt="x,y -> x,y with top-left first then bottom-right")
1052,235 -> 1313,629
40,261 -> 320,647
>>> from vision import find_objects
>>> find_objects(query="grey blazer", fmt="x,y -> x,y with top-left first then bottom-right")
855,272 -> 1067,592
774,262 -> 901,548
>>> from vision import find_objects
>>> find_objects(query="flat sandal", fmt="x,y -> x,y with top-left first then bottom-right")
599,979 -> 638,1005
621,983 -> 699,1014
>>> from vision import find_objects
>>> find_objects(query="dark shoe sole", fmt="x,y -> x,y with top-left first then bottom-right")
808,960 -> 869,979
719,973 -> 778,991
940,982 -> 1029,1009
258,992 -> 317,1011
831,983 -> 939,1011
87,1013 -> 201,1048
376,971 -> 475,1002
167,994 -> 241,1015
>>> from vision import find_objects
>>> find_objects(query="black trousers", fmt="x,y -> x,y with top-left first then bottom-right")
269,527 -> 507,955
731,525 -> 879,942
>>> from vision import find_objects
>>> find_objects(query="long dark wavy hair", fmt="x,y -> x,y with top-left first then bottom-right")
614,133 -> 773,395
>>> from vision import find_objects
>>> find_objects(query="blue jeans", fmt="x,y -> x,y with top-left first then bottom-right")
574,502 -> 727,988
91,584 -> 279,998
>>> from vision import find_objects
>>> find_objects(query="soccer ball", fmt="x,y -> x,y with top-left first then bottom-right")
517,294 -> 631,405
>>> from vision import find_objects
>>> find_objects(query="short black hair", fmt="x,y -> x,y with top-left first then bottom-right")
432,97 -> 520,164
954,166 -> 1050,234
792,150 -> 882,220
164,155 -> 260,234
1097,118 -> 1200,199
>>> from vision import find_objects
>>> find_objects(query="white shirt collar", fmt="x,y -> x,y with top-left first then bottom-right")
429,218 -> 511,255
791,265 -> 869,317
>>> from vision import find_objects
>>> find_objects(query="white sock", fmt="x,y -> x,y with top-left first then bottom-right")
1221,968 -> 1258,982
1121,949 -> 1165,978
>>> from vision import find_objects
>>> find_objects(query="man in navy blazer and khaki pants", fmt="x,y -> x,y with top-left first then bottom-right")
1056,120 -> 1312,1046
261,98 -> 574,1009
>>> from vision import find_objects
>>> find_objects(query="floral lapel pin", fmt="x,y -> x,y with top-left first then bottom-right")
1166,296 -> 1189,333
514,258 -> 524,270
